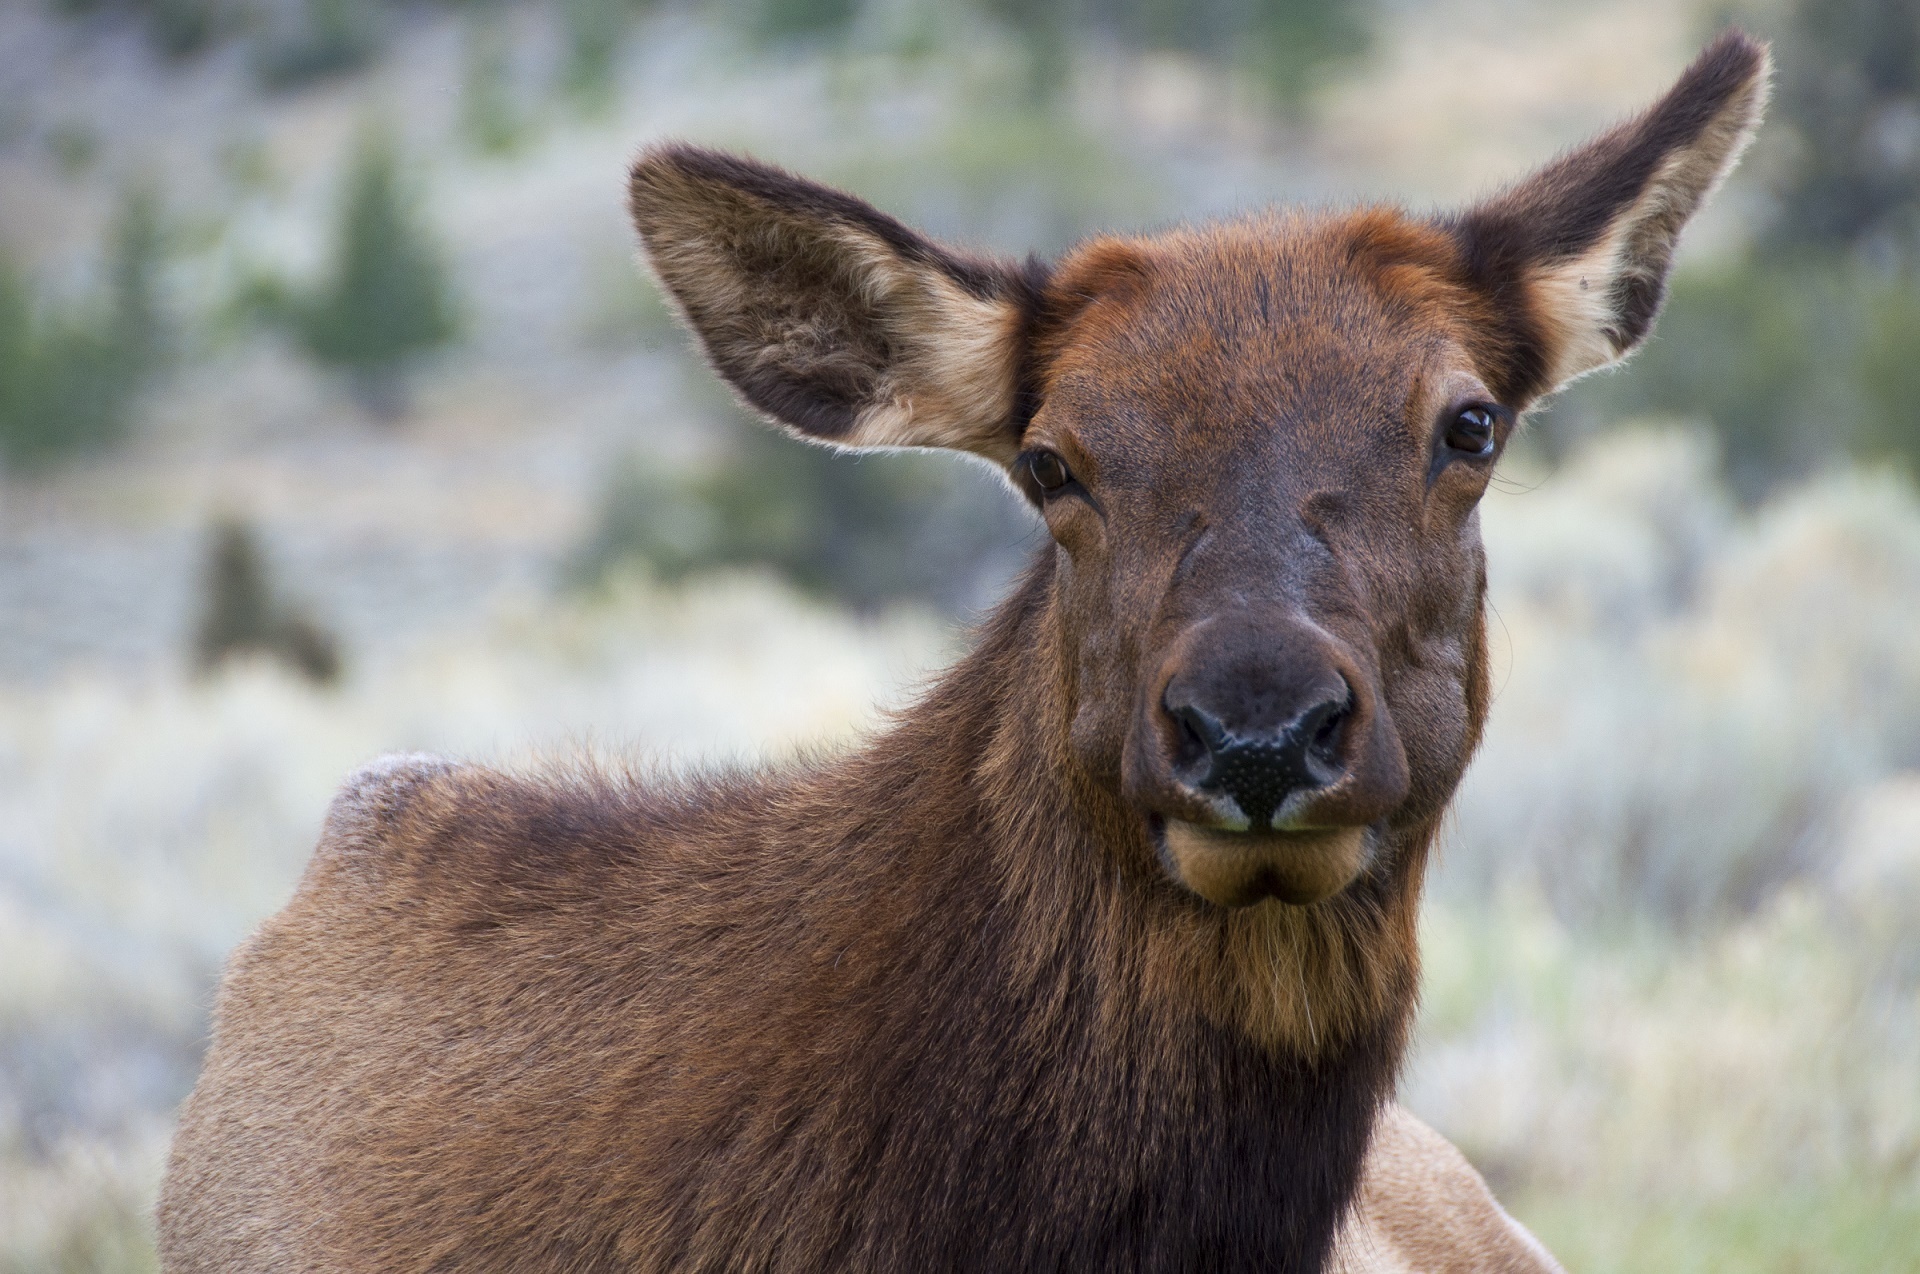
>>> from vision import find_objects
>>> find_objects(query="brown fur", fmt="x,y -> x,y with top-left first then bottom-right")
159,32 -> 1767,1274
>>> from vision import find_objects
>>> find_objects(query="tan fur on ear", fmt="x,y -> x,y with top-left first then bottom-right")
629,145 -> 1037,464
829,232 -> 1029,461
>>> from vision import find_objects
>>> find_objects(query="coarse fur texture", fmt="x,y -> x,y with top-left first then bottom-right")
159,32 -> 1766,1274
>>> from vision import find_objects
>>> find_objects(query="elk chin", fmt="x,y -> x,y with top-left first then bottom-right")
1158,821 -> 1369,908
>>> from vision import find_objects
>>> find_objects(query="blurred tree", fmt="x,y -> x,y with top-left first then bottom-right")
461,15 -> 532,154
573,403 -> 1031,612
297,126 -> 459,418
192,519 -> 343,684
978,0 -> 1371,110
1857,268 -> 1920,463
561,0 -> 646,112
0,185 -> 169,469
253,0 -> 385,90
749,0 -> 858,45
1769,0 -> 1920,260
1548,0 -> 1920,491
108,183 -> 169,379
1554,262 -> 1840,498
50,0 -> 240,58
144,0 -> 234,57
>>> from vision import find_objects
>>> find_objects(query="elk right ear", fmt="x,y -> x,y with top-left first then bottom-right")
628,145 -> 1042,466
1452,30 -> 1771,403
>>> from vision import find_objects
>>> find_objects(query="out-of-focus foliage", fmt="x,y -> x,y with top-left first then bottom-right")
574,402 -> 1034,613
745,0 -> 857,44
976,0 -> 1369,106
1555,254 -> 1920,497
1551,0 -> 1920,491
289,127 -> 459,416
1768,0 -> 1920,260
252,0 -> 387,89
49,0 -> 239,60
561,0 -> 650,111
192,521 -> 343,685
830,105 -> 1161,257
0,186 -> 168,469
460,17 -> 534,156
48,0 -> 1372,109
1446,428 -> 1920,931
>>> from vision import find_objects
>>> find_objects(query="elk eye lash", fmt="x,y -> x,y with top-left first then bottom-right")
1442,405 -> 1501,457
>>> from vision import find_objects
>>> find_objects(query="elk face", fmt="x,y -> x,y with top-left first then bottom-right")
1022,221 -> 1506,907
630,33 -> 1768,909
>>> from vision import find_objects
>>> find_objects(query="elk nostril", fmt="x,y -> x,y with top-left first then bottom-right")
1170,701 -> 1226,762
1302,693 -> 1352,767
1166,688 -> 1352,830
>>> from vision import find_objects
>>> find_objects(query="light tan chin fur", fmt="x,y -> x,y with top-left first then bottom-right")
1161,822 -> 1369,908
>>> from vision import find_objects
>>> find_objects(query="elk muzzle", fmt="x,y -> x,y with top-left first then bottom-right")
1129,614 -> 1410,908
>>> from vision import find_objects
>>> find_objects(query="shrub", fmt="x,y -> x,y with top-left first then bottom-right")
0,186 -> 168,470
977,0 -> 1372,111
572,404 -> 1033,613
748,0 -> 858,45
191,519 -> 342,685
295,126 -> 458,417
460,16 -> 532,155
1856,268 -> 1920,467
560,0 -> 649,111
143,0 -> 234,58
1767,0 -> 1920,261
1540,260 -> 1839,498
1444,428 -> 1920,931
252,0 -> 385,91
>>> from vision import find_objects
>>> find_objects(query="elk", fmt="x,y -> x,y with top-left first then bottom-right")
159,32 -> 1767,1273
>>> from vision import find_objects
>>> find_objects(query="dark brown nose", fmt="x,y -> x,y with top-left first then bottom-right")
1162,637 -> 1354,831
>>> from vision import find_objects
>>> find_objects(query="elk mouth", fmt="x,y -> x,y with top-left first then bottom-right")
1149,815 -> 1372,908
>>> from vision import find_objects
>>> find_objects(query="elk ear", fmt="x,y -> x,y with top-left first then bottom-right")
628,145 -> 1040,465
1453,30 -> 1770,402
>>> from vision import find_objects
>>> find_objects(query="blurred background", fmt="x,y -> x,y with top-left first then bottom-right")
1,0 -> 1917,1269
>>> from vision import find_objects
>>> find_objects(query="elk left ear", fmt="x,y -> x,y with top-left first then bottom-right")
629,144 -> 1041,465
1452,30 -> 1770,402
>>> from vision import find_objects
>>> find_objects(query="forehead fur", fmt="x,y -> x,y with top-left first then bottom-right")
1036,211 -> 1485,435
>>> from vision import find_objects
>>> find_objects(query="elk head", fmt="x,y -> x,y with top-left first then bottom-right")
630,33 -> 1767,911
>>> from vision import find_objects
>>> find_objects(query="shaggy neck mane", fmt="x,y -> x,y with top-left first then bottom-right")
786,556 -> 1429,1272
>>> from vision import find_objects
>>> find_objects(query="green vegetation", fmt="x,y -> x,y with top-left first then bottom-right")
49,0 -> 237,59
292,126 -> 458,417
978,0 -> 1371,108
460,17 -> 532,155
747,0 -> 858,44
252,0 -> 385,89
0,186 -> 168,469
573,402 -> 1029,612
1513,1189 -> 1920,1274
1549,0 -> 1920,493
1768,0 -> 1920,258
560,0 -> 647,112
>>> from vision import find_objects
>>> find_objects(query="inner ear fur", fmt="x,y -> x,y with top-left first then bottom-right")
629,144 -> 1046,465
1451,29 -> 1771,402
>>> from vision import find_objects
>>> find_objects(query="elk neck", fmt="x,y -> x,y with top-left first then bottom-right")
857,550 -> 1430,1068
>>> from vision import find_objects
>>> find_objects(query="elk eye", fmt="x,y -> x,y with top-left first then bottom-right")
1444,406 -> 1498,457
1027,449 -> 1072,493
